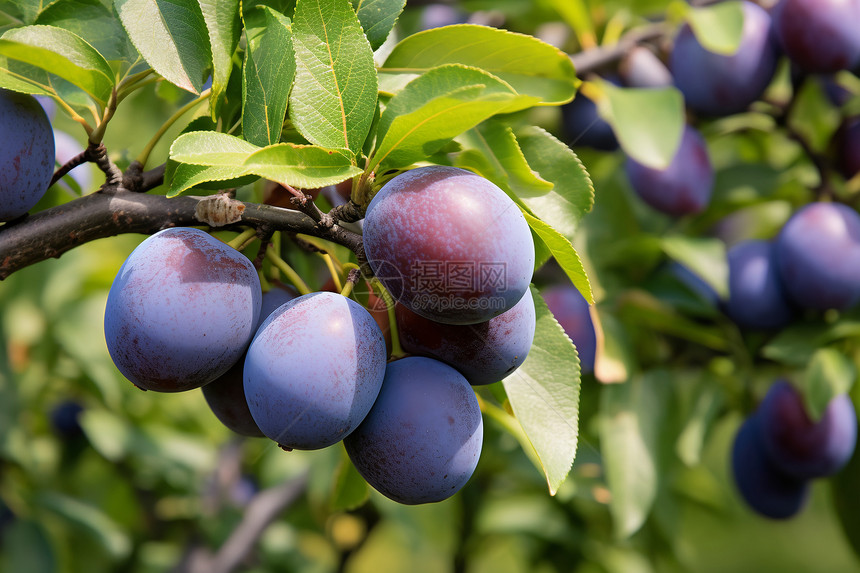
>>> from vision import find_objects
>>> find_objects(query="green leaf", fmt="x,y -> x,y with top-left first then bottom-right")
350,0 -> 405,51
675,379 -> 723,466
0,520 -> 56,573
502,286 -> 580,495
801,348 -> 856,421
0,0 -> 59,24
330,447 -> 369,511
115,0 -> 211,93
199,0 -> 241,117
598,82 -> 685,170
242,6 -> 295,146
660,235 -> 728,299
686,1 -> 745,56
382,24 -> 577,105
0,25 -> 114,105
600,372 -> 668,539
169,163 -> 259,197
762,320 -> 860,366
170,131 -> 261,165
169,131 -> 361,194
455,120 -> 554,200
289,0 -> 377,155
522,211 -> 593,304
244,143 -> 363,188
38,492 -> 132,559
832,393 -> 860,562
517,126 -> 595,240
35,0 -> 140,70
371,64 -> 532,172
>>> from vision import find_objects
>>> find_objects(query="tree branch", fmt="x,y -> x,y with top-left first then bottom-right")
570,22 -> 669,76
180,470 -> 310,573
0,189 -> 365,280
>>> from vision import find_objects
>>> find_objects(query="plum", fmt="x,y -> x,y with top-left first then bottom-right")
396,288 -> 535,385
344,357 -> 483,505
542,285 -> 596,374
202,283 -> 296,438
625,124 -> 714,216
0,89 -> 55,221
104,227 -> 262,392
619,46 -> 673,89
671,1 -> 779,116
244,291 -> 387,450
420,4 -> 467,30
836,116 -> 860,180
560,78 -> 619,151
724,240 -> 794,330
363,166 -> 534,325
731,414 -> 810,519
773,0 -> 860,73
775,202 -> 860,311
50,401 -> 85,440
759,380 -> 857,479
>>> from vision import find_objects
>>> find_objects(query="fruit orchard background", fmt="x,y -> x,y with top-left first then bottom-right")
1,0 -> 860,572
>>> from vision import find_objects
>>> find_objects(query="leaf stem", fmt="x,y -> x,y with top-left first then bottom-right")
136,89 -> 211,168
322,253 -> 342,292
370,278 -> 404,359
265,249 -> 311,295
227,228 -> 258,250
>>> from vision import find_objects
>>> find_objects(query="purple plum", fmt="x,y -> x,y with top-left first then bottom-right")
104,227 -> 262,392
625,124 -> 714,216
671,2 -> 779,116
344,357 -> 483,504
725,240 -> 795,330
396,288 -> 535,385
773,0 -> 860,73
363,166 -> 534,325
244,292 -> 387,450
775,202 -> 860,311
542,285 -> 596,374
759,380 -> 857,479
0,89 -> 55,221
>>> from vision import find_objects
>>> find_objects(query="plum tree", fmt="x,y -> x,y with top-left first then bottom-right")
759,380 -> 857,479
104,227 -> 262,392
836,116 -> 860,180
542,285 -> 596,374
363,166 -> 534,325
775,202 -> 860,311
344,357 -> 483,505
731,414 -> 810,520
619,46 -> 673,89
0,89 -> 55,221
670,1 -> 779,116
560,78 -> 619,151
202,283 -> 297,438
396,288 -> 535,385
724,240 -> 795,330
243,291 -> 386,450
625,124 -> 714,216
773,0 -> 860,73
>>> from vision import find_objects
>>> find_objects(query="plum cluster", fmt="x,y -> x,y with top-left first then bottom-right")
103,166 -> 538,505
732,381 -> 857,519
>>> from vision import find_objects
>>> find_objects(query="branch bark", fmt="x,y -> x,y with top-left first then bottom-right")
0,188 -> 364,280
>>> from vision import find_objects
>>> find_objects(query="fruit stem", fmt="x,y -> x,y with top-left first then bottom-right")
265,249 -> 311,296
270,232 -> 282,282
136,89 -> 211,169
258,268 -> 272,292
227,228 -> 258,251
323,253 -> 343,292
340,268 -> 359,298
370,278 -> 405,359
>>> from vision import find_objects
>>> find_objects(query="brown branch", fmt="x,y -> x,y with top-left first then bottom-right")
570,22 -> 670,76
0,189 -> 365,280
180,470 -> 310,573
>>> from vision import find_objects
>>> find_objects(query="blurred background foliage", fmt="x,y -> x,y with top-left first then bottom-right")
2,0 -> 860,572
